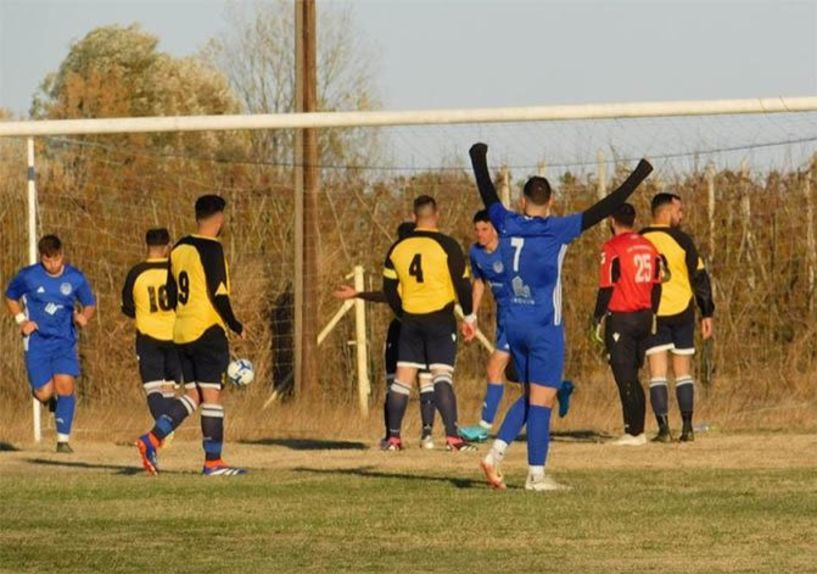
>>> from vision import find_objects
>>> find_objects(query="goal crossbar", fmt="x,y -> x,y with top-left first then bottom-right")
2,96 -> 817,137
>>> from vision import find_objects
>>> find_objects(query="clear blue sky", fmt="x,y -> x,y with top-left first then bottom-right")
1,0 -> 816,170
1,0 -> 815,115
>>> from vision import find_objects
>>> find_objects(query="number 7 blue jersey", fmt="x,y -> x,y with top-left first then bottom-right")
488,203 -> 583,327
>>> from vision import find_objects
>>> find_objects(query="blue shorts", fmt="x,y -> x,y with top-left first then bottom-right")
25,335 -> 80,390
494,321 -> 510,354
506,323 -> 564,389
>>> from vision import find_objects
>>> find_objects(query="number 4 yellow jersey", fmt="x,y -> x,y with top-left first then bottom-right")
121,258 -> 175,341
383,228 -> 472,317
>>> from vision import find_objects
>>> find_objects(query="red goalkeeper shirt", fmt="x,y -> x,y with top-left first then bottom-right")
599,232 -> 661,312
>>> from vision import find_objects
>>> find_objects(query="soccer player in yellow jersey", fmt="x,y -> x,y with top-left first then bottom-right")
382,195 -> 476,451
641,193 -> 714,442
136,195 -> 247,476
121,228 -> 180,423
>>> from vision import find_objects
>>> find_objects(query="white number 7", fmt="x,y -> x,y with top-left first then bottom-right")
511,237 -> 525,272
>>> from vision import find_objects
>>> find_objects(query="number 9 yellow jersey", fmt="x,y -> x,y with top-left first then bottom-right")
169,235 -> 232,344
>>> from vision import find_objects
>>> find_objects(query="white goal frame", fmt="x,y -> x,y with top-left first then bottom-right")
3,95 -> 817,442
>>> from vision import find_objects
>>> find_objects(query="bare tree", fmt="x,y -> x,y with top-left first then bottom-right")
202,1 -> 382,170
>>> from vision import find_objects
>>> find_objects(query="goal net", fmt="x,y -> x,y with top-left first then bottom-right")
2,101 -> 817,439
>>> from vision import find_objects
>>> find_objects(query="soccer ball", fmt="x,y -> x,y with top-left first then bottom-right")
227,358 -> 254,386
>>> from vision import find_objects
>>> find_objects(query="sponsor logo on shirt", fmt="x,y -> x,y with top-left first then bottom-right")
511,276 -> 532,300
36,286 -> 45,294
44,303 -> 64,316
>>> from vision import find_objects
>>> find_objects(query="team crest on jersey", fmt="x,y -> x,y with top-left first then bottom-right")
492,260 -> 504,274
60,282 -> 72,296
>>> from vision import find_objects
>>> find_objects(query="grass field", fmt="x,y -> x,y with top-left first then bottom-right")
2,432 -> 816,573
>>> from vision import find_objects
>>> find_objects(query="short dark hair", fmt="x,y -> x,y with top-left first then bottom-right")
38,235 -> 62,257
145,228 -> 170,247
651,192 -> 681,215
612,203 -> 637,228
413,195 -> 437,217
195,194 -> 226,221
473,209 -> 490,224
523,176 -> 552,206
396,221 -> 416,240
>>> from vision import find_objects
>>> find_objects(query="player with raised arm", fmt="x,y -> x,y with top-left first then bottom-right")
121,228 -> 180,423
382,195 -> 476,452
135,195 -> 247,476
5,235 -> 96,453
460,210 -> 577,443
591,204 -> 662,446
470,142 -> 652,491
641,193 -> 714,442
333,221 -> 437,449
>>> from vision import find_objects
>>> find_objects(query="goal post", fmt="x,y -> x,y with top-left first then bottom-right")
3,94 -> 817,442
2,96 -> 817,137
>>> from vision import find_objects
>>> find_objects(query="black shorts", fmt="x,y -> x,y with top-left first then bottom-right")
645,306 -> 695,356
177,325 -> 230,389
136,333 -> 182,385
385,319 -> 432,379
604,309 -> 654,371
397,313 -> 457,372
385,319 -> 402,376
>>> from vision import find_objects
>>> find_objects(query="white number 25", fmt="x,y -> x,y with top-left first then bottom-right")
634,254 -> 653,283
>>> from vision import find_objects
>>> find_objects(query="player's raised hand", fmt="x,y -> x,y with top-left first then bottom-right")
20,320 -> 38,336
333,285 -> 357,300
73,312 -> 88,329
469,142 -> 488,159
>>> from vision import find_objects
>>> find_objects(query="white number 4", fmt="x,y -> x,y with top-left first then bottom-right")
511,237 -> 525,272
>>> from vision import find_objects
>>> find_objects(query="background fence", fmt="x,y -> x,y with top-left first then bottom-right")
2,104 -> 817,441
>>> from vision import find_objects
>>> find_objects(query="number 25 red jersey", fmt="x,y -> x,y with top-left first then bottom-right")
598,232 -> 660,313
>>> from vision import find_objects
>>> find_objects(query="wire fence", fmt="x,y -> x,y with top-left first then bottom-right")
1,115 -> 817,432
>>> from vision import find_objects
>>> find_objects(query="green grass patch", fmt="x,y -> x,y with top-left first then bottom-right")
1,461 -> 815,573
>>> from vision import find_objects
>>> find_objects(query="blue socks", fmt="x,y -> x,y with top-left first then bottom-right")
55,394 -> 76,440
480,382 -> 504,426
201,403 -> 224,462
497,395 -> 528,444
527,405 -> 552,467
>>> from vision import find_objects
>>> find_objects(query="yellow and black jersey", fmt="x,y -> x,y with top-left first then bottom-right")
167,234 -> 243,344
640,224 -> 714,318
382,228 -> 473,318
121,258 -> 175,341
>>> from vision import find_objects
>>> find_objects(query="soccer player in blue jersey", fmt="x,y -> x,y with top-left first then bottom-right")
460,211 -> 576,443
5,235 -> 96,453
458,210 -> 511,442
469,143 -> 652,491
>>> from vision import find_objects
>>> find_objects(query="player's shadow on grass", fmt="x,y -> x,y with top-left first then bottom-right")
25,458 -> 191,476
294,466 -> 513,489
550,430 -> 613,443
0,442 -> 20,452
241,438 -> 367,451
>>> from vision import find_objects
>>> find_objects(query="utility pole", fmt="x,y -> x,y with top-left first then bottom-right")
294,0 -> 319,399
